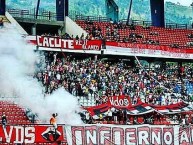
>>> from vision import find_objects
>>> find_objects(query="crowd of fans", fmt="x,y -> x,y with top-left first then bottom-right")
36,52 -> 193,104
33,18 -> 193,125
35,52 -> 193,125
83,20 -> 148,43
81,110 -> 193,125
39,19 -> 193,49
82,19 -> 160,43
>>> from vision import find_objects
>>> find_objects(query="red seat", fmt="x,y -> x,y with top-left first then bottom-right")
0,101 -> 33,125
75,19 -> 193,49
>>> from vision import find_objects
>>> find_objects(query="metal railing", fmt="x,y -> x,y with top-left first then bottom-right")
75,14 -> 110,22
165,23 -> 188,29
71,11 -> 191,29
69,10 -> 110,22
7,8 -> 64,21
121,19 -> 152,26
7,8 -> 192,29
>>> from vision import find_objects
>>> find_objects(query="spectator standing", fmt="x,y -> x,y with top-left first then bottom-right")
41,113 -> 61,142
107,109 -> 113,123
85,112 -> 90,123
185,115 -> 189,125
2,113 -> 7,129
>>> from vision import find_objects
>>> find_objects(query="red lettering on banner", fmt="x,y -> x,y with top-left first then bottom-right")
184,53 -> 190,58
138,126 -> 150,145
71,126 -> 85,145
85,125 -> 97,145
163,127 -> 174,145
179,126 -> 190,145
112,127 -> 124,145
151,127 -> 162,145
161,50 -> 172,57
131,48 -> 145,54
65,125 -> 193,145
125,128 -> 137,145
191,126 -> 193,144
98,126 -> 111,145
139,48 -> 145,54
105,41 -> 193,59
148,49 -> 156,55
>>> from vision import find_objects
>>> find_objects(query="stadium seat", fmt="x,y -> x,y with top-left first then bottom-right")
76,20 -> 193,48
0,101 -> 34,125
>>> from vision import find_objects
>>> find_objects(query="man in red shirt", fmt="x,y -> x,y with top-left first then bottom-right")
41,113 -> 61,142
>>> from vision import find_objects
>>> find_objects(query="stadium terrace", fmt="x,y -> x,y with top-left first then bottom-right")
1,0 -> 193,144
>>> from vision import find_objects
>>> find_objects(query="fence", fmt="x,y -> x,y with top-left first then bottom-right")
69,10 -> 191,29
7,8 -> 191,29
7,8 -> 64,21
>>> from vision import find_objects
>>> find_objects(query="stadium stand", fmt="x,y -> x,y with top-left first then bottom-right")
2,1 -> 193,144
37,52 -> 193,107
0,101 -> 32,125
33,50 -> 193,125
1,18 -> 193,126
75,19 -> 193,48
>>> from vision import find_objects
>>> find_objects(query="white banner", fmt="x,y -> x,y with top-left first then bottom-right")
105,46 -> 193,60
64,124 -> 192,145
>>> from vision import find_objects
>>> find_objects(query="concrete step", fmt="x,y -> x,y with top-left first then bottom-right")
0,15 -> 10,23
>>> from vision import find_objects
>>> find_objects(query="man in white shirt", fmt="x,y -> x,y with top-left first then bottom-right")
107,109 -> 112,122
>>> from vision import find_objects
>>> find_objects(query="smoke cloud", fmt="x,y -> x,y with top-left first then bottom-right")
0,24 -> 82,125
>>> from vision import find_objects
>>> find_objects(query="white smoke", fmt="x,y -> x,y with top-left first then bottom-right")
0,24 -> 83,125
